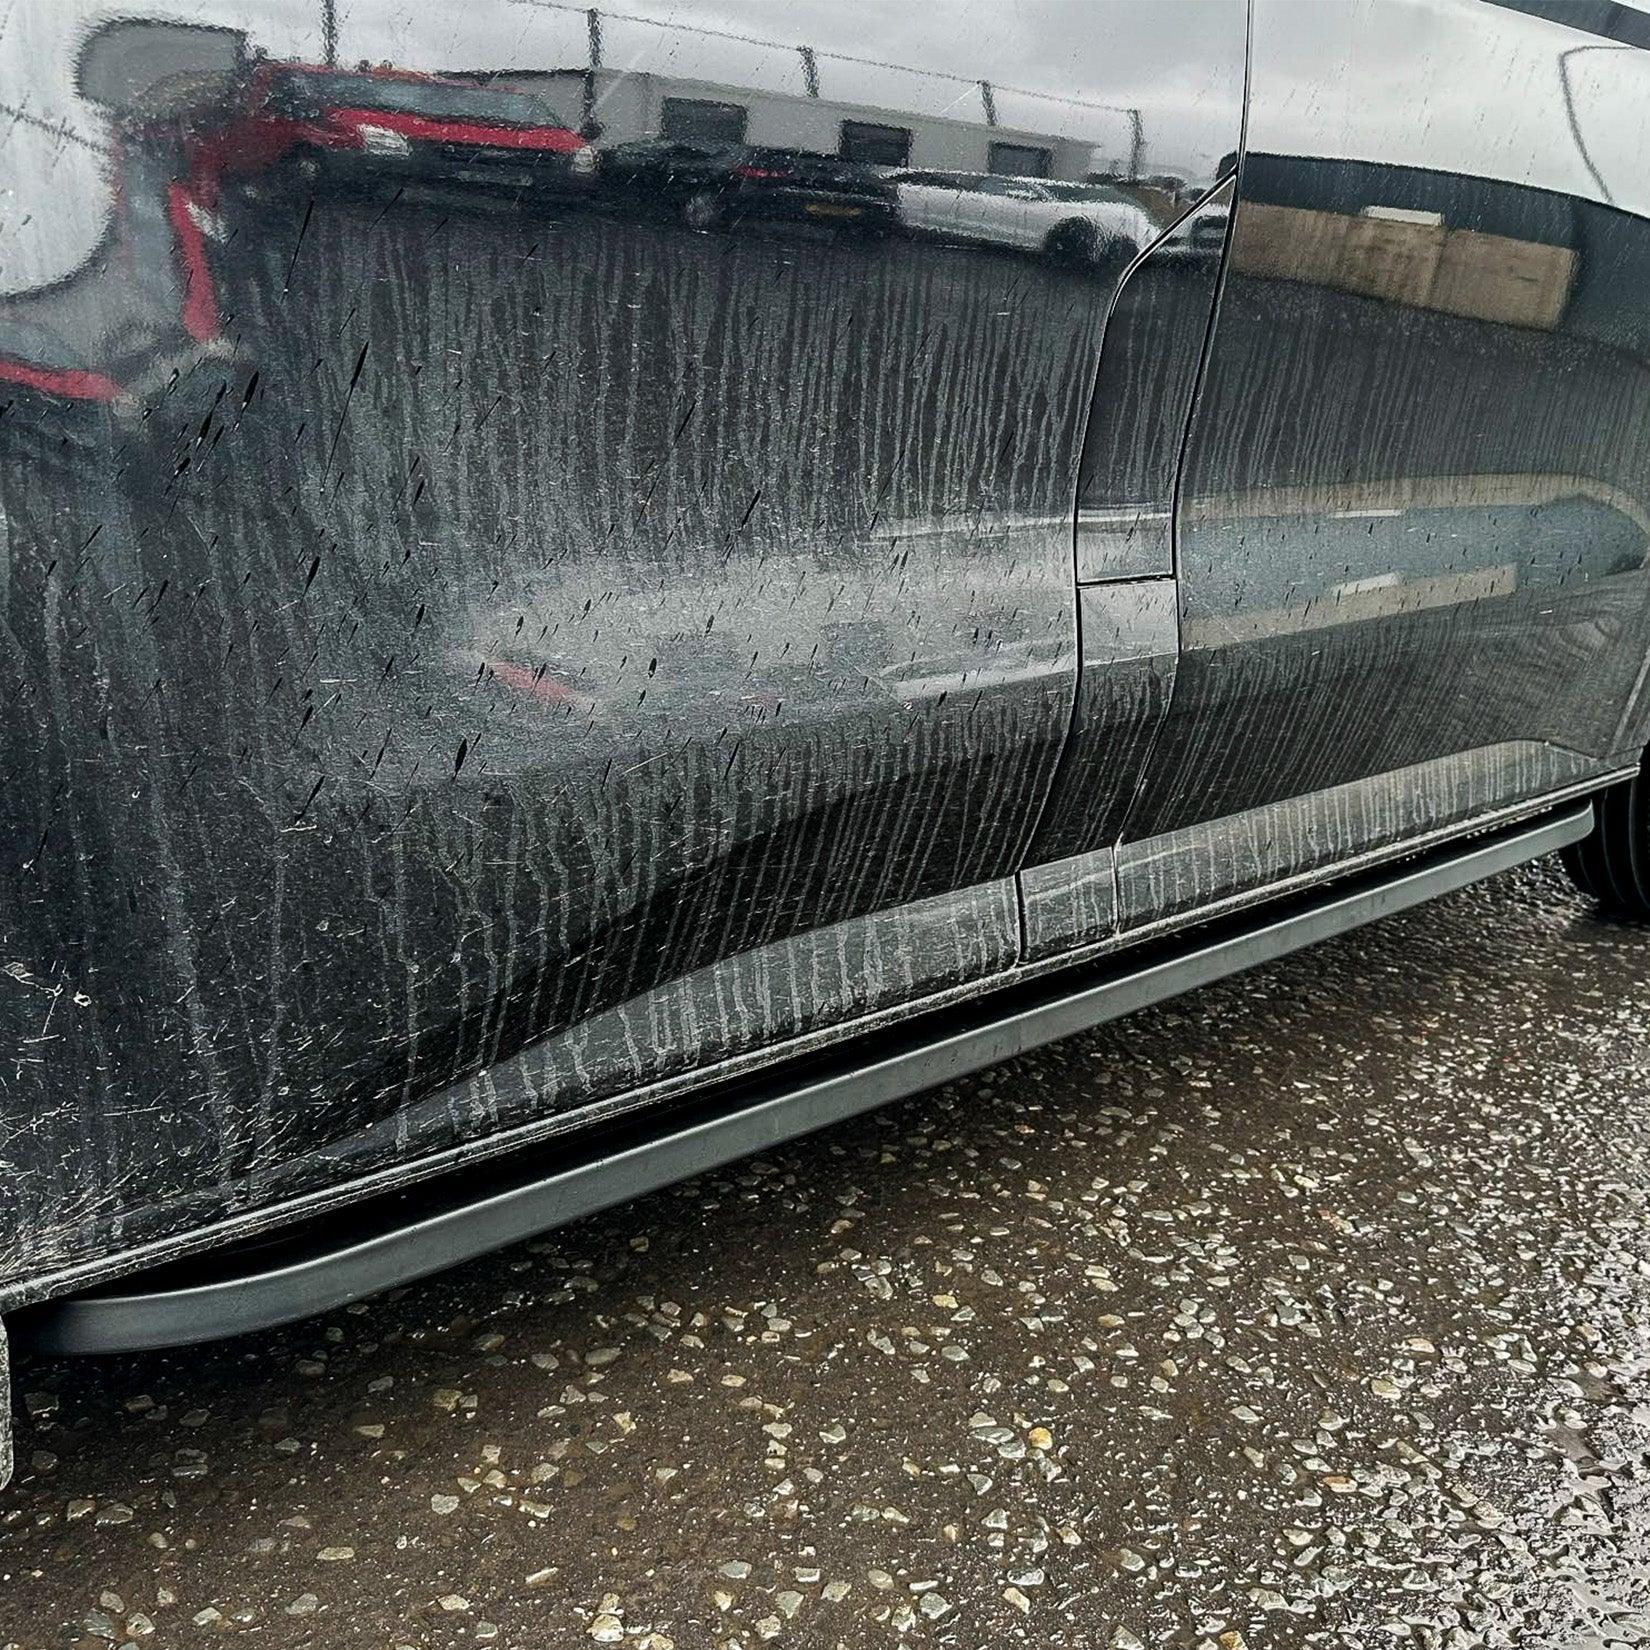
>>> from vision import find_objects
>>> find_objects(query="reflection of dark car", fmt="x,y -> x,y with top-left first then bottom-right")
597,140 -> 895,230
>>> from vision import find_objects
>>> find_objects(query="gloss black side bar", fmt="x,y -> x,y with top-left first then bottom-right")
17,801 -> 1592,1356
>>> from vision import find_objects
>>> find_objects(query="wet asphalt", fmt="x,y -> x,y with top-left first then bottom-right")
3,855 -> 1650,1649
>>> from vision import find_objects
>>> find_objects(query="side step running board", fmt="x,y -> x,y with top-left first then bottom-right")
16,802 -> 1591,1355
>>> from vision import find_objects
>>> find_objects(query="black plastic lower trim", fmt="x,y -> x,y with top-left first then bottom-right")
15,802 -> 1591,1355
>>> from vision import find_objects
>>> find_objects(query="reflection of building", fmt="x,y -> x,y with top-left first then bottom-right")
491,67 -> 1124,182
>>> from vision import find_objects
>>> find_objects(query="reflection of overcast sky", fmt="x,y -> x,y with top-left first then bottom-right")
1250,0 -> 1650,217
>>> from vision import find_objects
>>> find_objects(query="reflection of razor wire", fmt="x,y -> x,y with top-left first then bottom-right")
0,100 -> 110,156
506,0 -> 1133,122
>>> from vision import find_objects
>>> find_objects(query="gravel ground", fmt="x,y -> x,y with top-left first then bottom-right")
4,856 -> 1650,1649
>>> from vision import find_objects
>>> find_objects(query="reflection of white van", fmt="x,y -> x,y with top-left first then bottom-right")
892,171 -> 1158,267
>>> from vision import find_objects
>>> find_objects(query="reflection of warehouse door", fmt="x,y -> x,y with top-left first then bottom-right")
838,120 -> 911,167
988,141 -> 1052,179
659,96 -> 747,142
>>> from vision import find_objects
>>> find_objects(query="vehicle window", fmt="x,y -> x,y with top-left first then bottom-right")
659,97 -> 748,144
975,176 -> 1031,197
987,141 -> 1052,178
1043,181 -> 1125,205
839,121 -> 912,167
265,70 -> 551,128
615,140 -> 710,161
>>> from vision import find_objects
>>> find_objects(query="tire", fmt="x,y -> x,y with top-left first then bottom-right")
1560,758 -> 1650,917
1093,241 -> 1136,286
1044,219 -> 1097,266
1560,834 -> 1600,900
681,190 -> 725,231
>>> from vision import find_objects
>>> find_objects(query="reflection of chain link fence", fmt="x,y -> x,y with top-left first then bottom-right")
500,0 -> 1153,190
509,0 -> 1131,122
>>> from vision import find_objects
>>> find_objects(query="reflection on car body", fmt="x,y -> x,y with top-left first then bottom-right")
2,0 -> 1650,1473
893,170 -> 1159,268
597,138 -> 894,231
232,62 -> 594,201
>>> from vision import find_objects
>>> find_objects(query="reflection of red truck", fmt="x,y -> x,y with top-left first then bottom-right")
195,63 -> 592,196
0,61 -> 590,407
